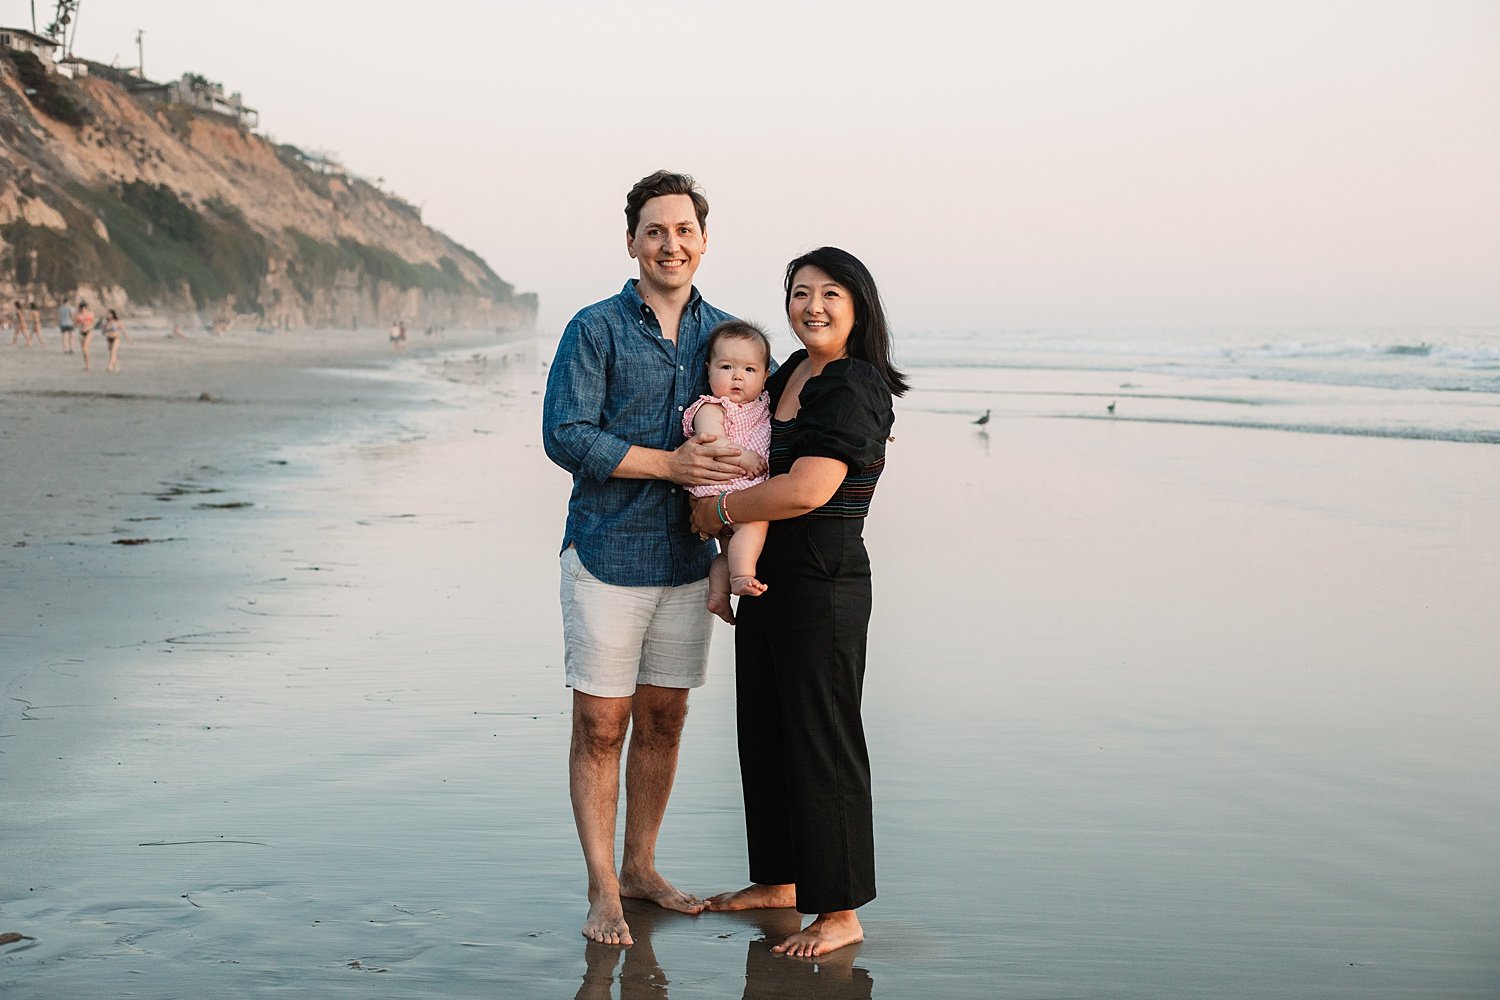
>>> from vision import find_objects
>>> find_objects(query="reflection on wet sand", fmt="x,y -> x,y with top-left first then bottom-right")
573,902 -> 680,1000
738,908 -> 875,1000
574,902 -> 875,1000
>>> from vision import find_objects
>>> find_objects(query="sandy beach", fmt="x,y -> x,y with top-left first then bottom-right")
2,325 -> 1498,997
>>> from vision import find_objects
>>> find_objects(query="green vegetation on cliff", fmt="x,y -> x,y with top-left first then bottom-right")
0,48 -> 88,125
3,182 -> 266,308
285,229 -> 467,299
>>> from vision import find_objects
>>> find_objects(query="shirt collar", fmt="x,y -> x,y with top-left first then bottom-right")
620,279 -> 702,318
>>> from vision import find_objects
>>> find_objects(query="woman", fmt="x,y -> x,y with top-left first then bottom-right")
75,301 -> 95,371
102,309 -> 128,373
691,247 -> 908,957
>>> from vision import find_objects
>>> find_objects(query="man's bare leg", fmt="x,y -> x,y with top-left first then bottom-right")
619,684 -> 704,915
570,691 -> 635,945
772,910 -> 864,958
705,882 -> 797,911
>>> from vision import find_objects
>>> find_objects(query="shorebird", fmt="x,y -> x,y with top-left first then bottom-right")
1106,401 -> 1116,414
974,409 -> 991,427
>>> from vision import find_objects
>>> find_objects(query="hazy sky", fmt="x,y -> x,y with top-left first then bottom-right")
26,0 -> 1500,334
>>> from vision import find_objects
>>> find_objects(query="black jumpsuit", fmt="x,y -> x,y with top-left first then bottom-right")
733,350 -> 894,915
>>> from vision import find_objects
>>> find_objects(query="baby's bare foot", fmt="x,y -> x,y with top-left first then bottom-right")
730,575 -> 767,597
704,882 -> 796,911
706,590 -> 736,625
620,869 -> 705,915
771,910 -> 863,958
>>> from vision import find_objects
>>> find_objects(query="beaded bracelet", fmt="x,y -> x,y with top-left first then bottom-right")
717,491 -> 735,527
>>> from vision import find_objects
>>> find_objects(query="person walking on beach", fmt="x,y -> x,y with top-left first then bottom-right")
542,170 -> 758,947
692,247 -> 906,958
75,301 -> 95,371
101,309 -> 127,373
27,303 -> 45,348
58,300 -> 76,354
9,301 -> 27,345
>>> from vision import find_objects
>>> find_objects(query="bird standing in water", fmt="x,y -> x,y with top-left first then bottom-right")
974,409 -> 991,427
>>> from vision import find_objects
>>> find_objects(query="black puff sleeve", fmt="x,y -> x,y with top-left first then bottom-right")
791,359 -> 895,471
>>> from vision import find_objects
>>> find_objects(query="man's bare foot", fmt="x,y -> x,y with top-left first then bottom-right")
619,869 -> 705,915
581,895 -> 633,946
704,882 -> 796,911
771,910 -> 863,958
706,590 -> 735,625
730,575 -> 767,597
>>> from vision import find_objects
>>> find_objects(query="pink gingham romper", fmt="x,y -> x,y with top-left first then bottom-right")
681,391 -> 772,498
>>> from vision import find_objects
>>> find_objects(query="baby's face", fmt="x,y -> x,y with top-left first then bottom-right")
707,338 -> 769,403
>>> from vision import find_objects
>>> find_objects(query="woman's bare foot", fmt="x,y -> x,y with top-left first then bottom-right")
705,882 -> 796,911
771,910 -> 863,958
619,868 -> 705,915
581,893 -> 633,946
730,575 -> 767,597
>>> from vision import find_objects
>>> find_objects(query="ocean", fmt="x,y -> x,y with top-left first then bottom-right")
894,326 -> 1500,444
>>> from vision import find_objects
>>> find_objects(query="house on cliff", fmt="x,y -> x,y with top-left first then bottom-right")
132,72 -> 259,129
0,26 -> 60,64
55,55 -> 88,79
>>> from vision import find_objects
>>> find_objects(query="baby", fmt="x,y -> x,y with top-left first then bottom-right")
683,320 -> 773,623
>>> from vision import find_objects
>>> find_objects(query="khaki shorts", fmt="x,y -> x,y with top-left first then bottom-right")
559,546 -> 713,698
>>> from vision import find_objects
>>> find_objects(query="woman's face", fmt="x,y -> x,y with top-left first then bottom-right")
786,265 -> 855,358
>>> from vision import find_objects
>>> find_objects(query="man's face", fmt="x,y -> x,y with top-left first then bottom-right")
626,194 -> 707,298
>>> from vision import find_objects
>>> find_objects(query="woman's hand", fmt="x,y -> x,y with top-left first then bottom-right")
689,495 -> 730,540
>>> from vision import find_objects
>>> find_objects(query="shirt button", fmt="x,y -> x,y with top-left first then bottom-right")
677,405 -> 684,411
679,365 -> 684,370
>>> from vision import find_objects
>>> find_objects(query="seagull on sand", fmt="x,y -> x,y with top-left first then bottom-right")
1106,401 -> 1116,414
974,409 -> 991,427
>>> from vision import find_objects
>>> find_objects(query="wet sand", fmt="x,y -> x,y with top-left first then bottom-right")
2,330 -> 1498,997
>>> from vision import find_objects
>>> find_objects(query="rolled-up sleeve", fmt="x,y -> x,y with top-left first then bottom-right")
543,317 -> 632,483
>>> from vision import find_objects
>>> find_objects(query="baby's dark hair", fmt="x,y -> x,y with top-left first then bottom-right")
705,320 -> 772,370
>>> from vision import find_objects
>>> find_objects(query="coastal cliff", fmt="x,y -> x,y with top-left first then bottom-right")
0,51 -> 535,330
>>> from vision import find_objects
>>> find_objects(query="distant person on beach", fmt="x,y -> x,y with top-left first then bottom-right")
692,247 -> 906,958
27,303 -> 44,347
682,320 -> 773,623
58,301 -> 76,354
542,170 -> 757,947
75,301 -> 95,371
102,309 -> 128,373
389,320 -> 403,352
9,301 -> 26,345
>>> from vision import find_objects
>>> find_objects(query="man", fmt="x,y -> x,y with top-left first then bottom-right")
58,300 -> 76,355
542,171 -> 758,946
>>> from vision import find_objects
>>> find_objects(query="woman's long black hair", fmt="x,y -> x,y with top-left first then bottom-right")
783,247 -> 909,397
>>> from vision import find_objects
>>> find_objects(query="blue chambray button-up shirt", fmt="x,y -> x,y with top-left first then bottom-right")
542,280 -> 736,587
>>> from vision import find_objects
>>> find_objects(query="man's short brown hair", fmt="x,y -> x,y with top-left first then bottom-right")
625,170 -> 709,236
